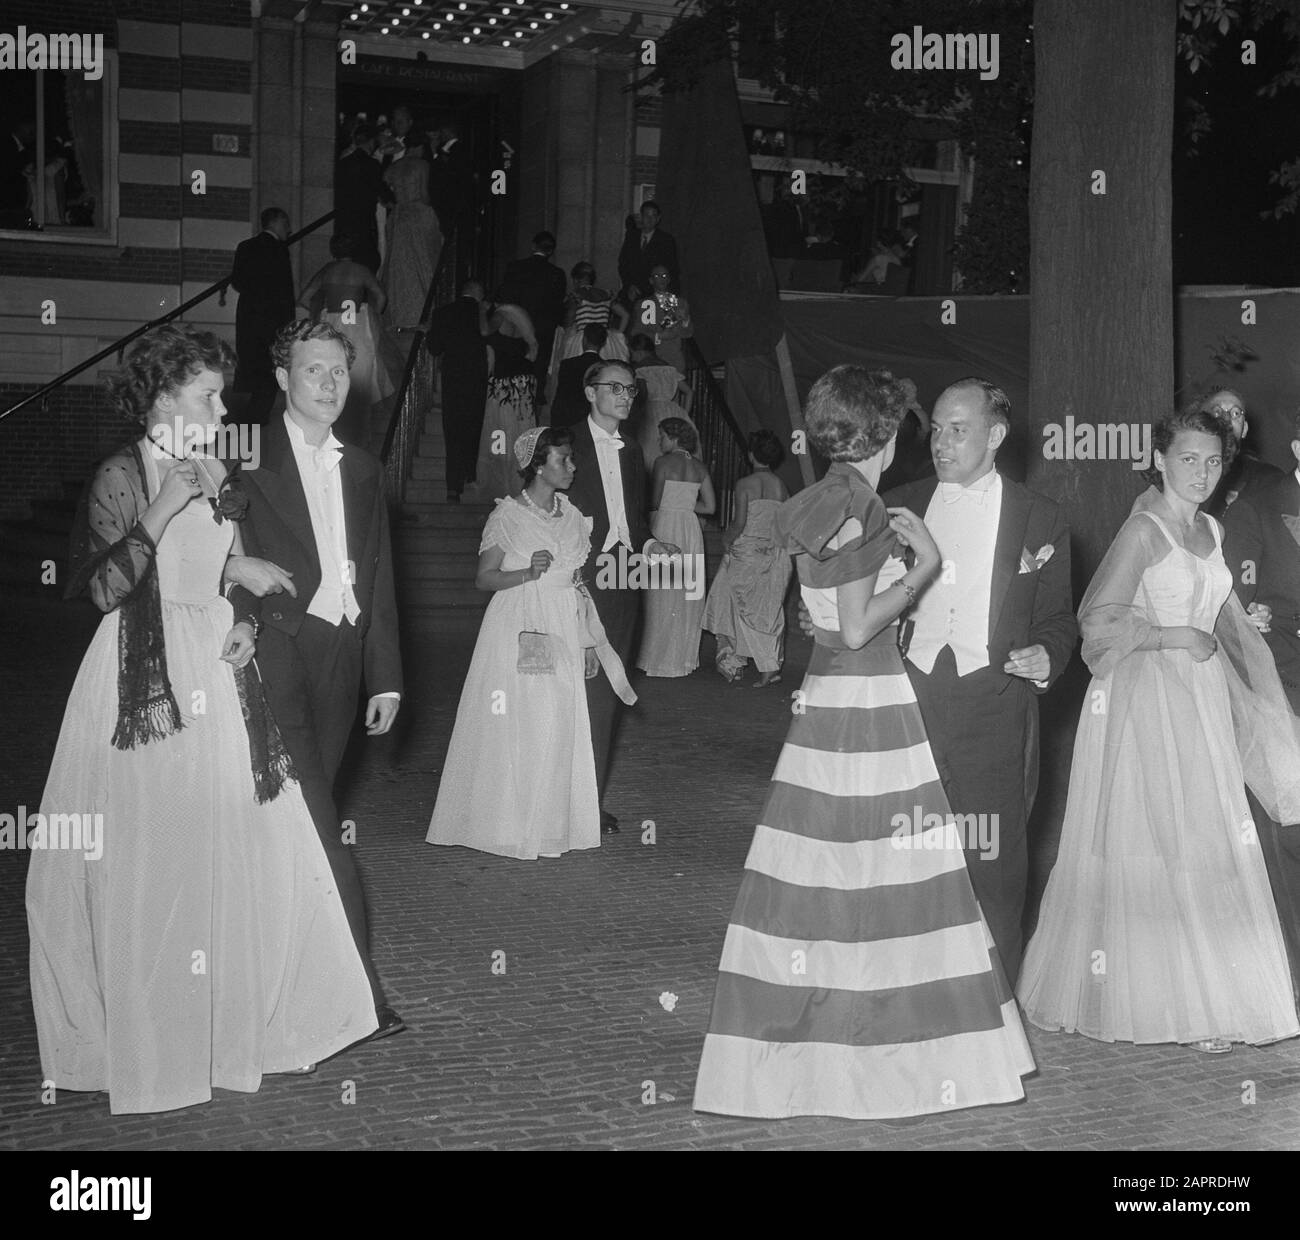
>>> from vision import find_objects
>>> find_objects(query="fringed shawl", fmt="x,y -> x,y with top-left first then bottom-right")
65,440 -> 295,803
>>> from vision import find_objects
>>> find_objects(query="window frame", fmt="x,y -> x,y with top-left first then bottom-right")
0,50 -> 119,246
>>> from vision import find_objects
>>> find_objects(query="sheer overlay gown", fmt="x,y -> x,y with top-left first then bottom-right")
694,468 -> 1034,1118
26,445 -> 377,1114
1018,511 -> 1300,1045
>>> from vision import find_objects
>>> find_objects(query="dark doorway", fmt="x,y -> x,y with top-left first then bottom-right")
336,75 -> 519,297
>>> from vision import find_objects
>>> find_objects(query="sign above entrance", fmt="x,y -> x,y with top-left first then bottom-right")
339,55 -> 511,93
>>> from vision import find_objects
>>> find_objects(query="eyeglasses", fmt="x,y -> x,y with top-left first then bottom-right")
590,381 -> 636,397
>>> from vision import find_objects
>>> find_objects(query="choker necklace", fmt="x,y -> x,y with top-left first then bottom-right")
522,488 -> 560,518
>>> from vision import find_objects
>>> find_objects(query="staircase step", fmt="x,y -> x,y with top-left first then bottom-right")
398,580 -> 490,608
409,455 -> 450,480
403,479 -> 507,507
394,552 -> 479,581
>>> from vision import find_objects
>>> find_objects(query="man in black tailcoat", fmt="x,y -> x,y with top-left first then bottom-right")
427,279 -> 489,502
224,319 -> 405,1043
495,230 -> 566,401
886,378 -> 1077,984
565,359 -> 679,833
231,207 -> 295,425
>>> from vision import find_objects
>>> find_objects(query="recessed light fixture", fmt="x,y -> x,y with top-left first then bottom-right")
402,6 -> 410,13
462,35 -> 470,42
422,31 -> 431,38
489,16 -> 496,24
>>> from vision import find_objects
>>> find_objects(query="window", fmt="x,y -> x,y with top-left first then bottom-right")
0,54 -> 118,243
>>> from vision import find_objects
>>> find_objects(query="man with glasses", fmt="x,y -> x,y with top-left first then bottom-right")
1198,388 -> 1286,517
567,361 -> 680,834
1223,407 -> 1300,1003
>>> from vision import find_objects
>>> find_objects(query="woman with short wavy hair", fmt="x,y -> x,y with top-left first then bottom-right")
26,324 -> 378,1114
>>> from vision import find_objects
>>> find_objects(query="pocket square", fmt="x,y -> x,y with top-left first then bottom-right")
1283,513 -> 1300,549
1018,543 -> 1055,575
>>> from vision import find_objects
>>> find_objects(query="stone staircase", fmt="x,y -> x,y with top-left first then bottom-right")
391,400 -> 495,630
390,392 -> 730,633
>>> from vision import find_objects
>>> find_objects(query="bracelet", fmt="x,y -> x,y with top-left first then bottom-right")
894,579 -> 917,606
1156,628 -> 1163,651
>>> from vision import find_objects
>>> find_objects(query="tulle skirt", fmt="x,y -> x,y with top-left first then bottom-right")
1018,648 -> 1300,1045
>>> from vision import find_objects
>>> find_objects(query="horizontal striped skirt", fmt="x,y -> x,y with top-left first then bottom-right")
694,638 -> 1034,1119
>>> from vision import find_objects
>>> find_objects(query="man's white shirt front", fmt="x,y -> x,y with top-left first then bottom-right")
589,415 -> 633,553
908,470 -> 1002,676
284,412 -> 360,626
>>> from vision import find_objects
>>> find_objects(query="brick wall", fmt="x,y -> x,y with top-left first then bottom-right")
0,383 -> 126,520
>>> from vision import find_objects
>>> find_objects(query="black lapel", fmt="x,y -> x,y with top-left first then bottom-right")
989,475 -> 1031,640
256,416 -> 320,571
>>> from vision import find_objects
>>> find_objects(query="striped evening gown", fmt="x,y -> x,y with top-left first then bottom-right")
693,494 -> 1034,1119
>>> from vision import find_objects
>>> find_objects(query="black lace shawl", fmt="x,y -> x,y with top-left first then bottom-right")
65,440 -> 295,803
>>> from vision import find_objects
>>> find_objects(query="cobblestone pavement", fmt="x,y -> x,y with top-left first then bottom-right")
3,583 -> 1299,1152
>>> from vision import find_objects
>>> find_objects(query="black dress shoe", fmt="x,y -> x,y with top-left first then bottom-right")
600,810 -> 620,835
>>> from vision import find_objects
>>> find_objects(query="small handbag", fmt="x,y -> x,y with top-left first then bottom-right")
517,574 -> 556,675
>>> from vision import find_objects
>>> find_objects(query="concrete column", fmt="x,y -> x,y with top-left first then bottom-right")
252,15 -> 338,293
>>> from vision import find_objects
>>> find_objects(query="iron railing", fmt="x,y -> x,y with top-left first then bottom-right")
0,211 -> 337,423
682,337 -> 751,529
380,230 -> 458,502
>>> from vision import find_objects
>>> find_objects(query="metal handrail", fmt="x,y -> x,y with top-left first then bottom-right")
681,337 -> 751,528
0,210 -> 337,423
380,230 -> 457,502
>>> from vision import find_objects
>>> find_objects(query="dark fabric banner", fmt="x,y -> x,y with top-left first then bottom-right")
657,56 -> 784,364
727,289 -> 1300,491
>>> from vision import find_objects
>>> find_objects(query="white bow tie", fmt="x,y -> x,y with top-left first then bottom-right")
939,481 -> 989,506
313,445 -> 342,472
595,434 -> 624,451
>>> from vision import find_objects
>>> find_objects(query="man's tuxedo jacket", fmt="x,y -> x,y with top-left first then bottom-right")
884,474 -> 1077,693
427,295 -> 488,391
230,231 -> 294,332
1223,466 -> 1300,710
618,227 -> 679,296
565,416 -> 653,591
494,253 -> 566,336
231,415 -> 403,697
